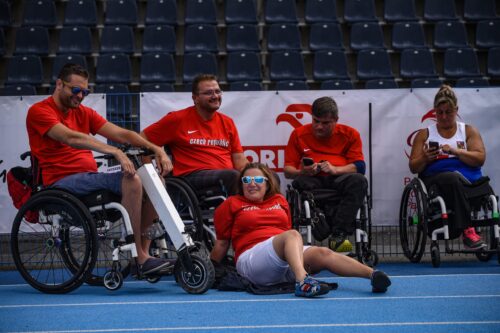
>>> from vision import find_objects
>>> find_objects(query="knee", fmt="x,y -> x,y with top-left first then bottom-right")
435,172 -> 462,186
122,174 -> 143,194
347,174 -> 368,193
284,229 -> 302,241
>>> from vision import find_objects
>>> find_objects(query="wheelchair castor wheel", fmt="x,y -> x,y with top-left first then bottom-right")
475,249 -> 493,262
431,244 -> 440,268
103,270 -> 123,291
362,249 -> 379,267
174,248 -> 215,294
146,275 -> 161,284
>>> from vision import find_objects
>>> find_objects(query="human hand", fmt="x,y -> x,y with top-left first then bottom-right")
153,147 -> 173,176
318,160 -> 337,175
440,144 -> 455,155
423,143 -> 440,162
115,149 -> 136,177
301,163 -> 319,176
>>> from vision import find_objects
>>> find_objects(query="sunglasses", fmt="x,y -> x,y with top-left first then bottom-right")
62,81 -> 90,97
241,176 -> 268,184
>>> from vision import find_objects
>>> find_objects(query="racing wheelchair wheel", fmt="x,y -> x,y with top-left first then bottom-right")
10,190 -> 98,294
165,178 -> 210,249
399,178 -> 428,263
174,245 -> 215,294
430,242 -> 441,268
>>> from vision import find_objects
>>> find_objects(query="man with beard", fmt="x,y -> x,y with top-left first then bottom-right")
140,74 -> 248,196
26,63 -> 173,276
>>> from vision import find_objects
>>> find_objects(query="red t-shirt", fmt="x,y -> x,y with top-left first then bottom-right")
284,123 -> 364,169
143,106 -> 244,176
214,194 -> 291,262
26,96 -> 107,185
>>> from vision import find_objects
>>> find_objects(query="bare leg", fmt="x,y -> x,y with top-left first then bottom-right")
140,195 -> 157,255
303,246 -> 373,279
272,230 -> 308,282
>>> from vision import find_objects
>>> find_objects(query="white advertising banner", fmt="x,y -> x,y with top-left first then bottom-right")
0,95 -> 106,233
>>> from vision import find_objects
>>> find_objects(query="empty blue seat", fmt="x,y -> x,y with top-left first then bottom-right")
94,84 -> 129,94
313,50 -> 349,81
23,0 -> 57,26
487,47 -> 500,77
344,0 -> 377,23
265,0 -> 297,23
226,52 -> 261,82
105,0 -> 138,26
392,21 -> 426,50
267,24 -> 301,51
0,28 -> 4,55
140,53 -> 176,83
226,24 -> 260,52
411,78 -> 443,88
365,79 -> 398,89
350,22 -> 385,51
145,0 -> 177,26
58,26 -> 92,54
141,83 -> 175,92
320,80 -> 353,90
443,48 -> 480,78
225,0 -> 257,24
14,26 -> 49,55
455,77 -> 489,87
269,51 -> 305,81
275,81 -> 308,90
100,26 -> 135,54
230,81 -> 262,91
434,21 -> 468,49
184,24 -> 218,53
142,25 -> 176,54
0,0 -> 12,27
51,54 -> 88,81
356,49 -> 393,80
6,55 -> 44,85
305,0 -> 337,23
464,0 -> 497,21
95,54 -> 132,83
185,0 -> 217,25
424,0 -> 457,21
384,0 -> 417,22
400,48 -> 437,79
64,0 -> 97,26
183,52 -> 218,82
309,23 -> 343,51
0,85 -> 37,96
476,20 -> 500,48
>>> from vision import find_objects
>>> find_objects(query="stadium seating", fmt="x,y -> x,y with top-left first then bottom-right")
365,79 -> 398,89
305,0 -> 337,23
104,0 -> 138,26
23,0 -> 57,27
313,50 -> 349,81
344,0 -> 378,23
230,81 -> 262,91
265,0 -> 297,23
95,54 -> 132,84
392,22 -> 426,50
456,78 -> 489,87
320,80 -> 354,90
269,51 -> 306,81
350,22 -> 385,51
51,54 -> 88,81
6,55 -> 44,85
400,48 -> 437,79
309,23 -> 343,51
100,26 -> 135,54
142,25 -> 176,54
433,21 -> 468,49
443,48 -> 480,78
356,49 -> 393,80
94,84 -> 130,94
64,0 -> 97,26
226,24 -> 260,52
0,0 -> 12,27
141,83 -> 175,93
58,26 -> 92,55
184,24 -> 218,53
267,24 -> 301,51
275,81 -> 308,90
476,20 -> 500,48
423,0 -> 457,21
226,52 -> 262,82
183,52 -> 218,83
487,47 -> 500,77
0,28 -> 4,55
0,85 -> 37,96
140,53 -> 176,83
464,0 -> 497,21
225,0 -> 258,24
384,0 -> 418,22
145,0 -> 177,26
411,78 -> 443,88
14,26 -> 50,55
185,0 -> 217,25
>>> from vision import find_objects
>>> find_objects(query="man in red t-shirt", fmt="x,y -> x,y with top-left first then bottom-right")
26,63 -> 172,276
141,74 -> 248,195
284,97 -> 368,251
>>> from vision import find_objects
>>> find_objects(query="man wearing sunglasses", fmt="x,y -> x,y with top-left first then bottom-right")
141,74 -> 248,196
26,63 -> 173,276
284,97 -> 368,252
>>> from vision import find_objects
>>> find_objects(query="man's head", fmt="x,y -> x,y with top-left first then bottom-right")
311,96 -> 339,139
433,84 -> 458,129
192,74 -> 222,113
54,63 -> 90,110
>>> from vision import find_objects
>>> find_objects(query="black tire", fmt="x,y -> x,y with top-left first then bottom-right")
165,177 -> 210,249
10,190 -> 98,294
399,178 -> 428,263
431,244 -> 441,268
174,249 -> 215,294
103,270 -> 123,291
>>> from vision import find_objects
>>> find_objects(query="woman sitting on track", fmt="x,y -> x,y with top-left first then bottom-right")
210,162 -> 391,298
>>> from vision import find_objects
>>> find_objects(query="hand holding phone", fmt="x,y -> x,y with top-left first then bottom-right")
302,157 -> 314,166
428,141 -> 440,151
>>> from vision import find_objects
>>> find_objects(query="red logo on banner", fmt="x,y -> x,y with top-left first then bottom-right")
275,103 -> 312,129
405,109 -> 437,158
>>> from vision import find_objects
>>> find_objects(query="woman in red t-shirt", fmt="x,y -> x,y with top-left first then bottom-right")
210,162 -> 391,298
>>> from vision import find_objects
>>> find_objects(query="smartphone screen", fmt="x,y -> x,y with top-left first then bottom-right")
429,141 -> 439,151
302,157 -> 314,166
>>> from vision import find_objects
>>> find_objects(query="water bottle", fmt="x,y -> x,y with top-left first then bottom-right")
143,219 -> 165,240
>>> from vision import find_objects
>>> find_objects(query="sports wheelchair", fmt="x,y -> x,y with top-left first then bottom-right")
9,148 -> 215,294
286,184 -> 379,267
399,175 -> 499,267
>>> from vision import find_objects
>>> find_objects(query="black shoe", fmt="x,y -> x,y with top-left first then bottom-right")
371,270 -> 391,293
139,257 -> 172,275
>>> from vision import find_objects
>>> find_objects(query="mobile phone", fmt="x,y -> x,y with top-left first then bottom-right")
429,141 -> 439,151
302,157 -> 314,166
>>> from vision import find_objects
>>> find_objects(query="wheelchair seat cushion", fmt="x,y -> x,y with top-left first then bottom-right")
79,190 -> 121,207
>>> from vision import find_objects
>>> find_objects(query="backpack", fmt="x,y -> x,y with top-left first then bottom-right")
7,166 -> 38,223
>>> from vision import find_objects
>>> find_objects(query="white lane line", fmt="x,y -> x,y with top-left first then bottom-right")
5,320 -> 500,333
1,294 -> 500,309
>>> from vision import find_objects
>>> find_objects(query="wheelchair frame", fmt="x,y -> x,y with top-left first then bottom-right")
286,185 -> 379,267
399,177 -> 500,267
10,148 -> 215,294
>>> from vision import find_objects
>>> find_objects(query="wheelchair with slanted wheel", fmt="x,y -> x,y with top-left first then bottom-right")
399,174 -> 500,267
286,183 -> 379,267
9,147 -> 215,294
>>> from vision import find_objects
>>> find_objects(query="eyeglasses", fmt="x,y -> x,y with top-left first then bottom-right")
62,81 -> 90,97
198,89 -> 223,97
241,176 -> 268,184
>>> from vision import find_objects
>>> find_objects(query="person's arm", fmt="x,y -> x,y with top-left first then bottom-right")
210,239 -> 230,263
231,152 -> 249,171
409,129 -> 439,174
441,125 -> 485,167
283,163 -> 319,179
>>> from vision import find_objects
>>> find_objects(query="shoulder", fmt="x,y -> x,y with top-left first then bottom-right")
216,111 -> 236,124
336,124 -> 361,139
29,97 -> 52,113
